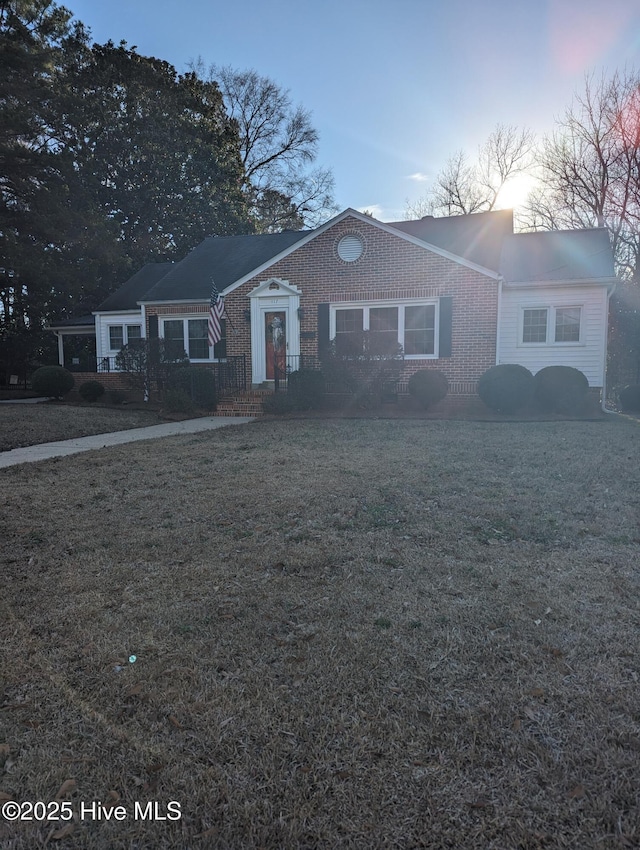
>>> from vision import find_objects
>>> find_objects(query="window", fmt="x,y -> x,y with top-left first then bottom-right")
521,306 -> 582,345
555,307 -> 581,343
405,305 -> 435,355
108,324 -> 143,352
187,319 -> 209,360
161,317 -> 226,361
164,320 -> 186,360
522,309 -> 548,343
335,308 -> 363,356
109,326 -> 124,351
370,307 -> 399,355
332,301 -> 438,358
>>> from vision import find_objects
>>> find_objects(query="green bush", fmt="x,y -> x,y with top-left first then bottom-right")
78,380 -> 105,402
533,366 -> 589,414
287,369 -> 325,409
262,392 -> 299,415
168,366 -> 216,410
321,331 -> 404,404
478,364 -> 534,414
31,365 -> 75,399
619,384 -> 640,413
407,369 -> 448,409
163,388 -> 195,415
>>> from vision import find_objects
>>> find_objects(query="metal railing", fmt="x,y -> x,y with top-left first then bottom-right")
64,355 -> 247,397
64,356 -> 119,373
212,355 -> 247,396
272,354 -> 319,391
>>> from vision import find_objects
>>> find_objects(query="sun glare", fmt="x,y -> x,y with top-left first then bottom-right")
495,173 -> 539,211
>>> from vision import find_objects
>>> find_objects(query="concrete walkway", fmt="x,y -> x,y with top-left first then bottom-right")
0,397 -> 49,404
0,416 -> 254,469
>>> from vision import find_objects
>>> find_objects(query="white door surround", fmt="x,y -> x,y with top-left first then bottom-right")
248,278 -> 301,385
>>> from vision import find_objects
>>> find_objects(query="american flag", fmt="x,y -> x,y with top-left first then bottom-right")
207,280 -> 225,348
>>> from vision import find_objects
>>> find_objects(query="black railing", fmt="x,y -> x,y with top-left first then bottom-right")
211,355 -> 247,396
272,354 -> 319,391
64,354 -> 247,398
64,356 -> 119,373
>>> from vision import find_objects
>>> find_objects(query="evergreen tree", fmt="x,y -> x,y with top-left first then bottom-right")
1,2 -> 252,377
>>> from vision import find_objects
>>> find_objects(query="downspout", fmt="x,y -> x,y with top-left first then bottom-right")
56,331 -> 64,367
601,281 -> 617,415
495,276 -> 503,365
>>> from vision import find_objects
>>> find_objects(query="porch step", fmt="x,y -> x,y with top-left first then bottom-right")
214,390 -> 269,417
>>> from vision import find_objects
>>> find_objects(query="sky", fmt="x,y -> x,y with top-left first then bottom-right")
66,0 -> 640,222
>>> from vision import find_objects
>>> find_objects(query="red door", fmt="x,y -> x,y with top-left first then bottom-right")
265,311 -> 286,380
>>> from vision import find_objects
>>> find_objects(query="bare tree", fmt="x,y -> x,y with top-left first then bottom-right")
525,70 -> 640,281
523,70 -> 640,393
194,63 -> 336,230
406,124 -> 534,218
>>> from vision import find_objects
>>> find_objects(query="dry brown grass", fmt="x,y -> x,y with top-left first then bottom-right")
1,418 -> 639,849
0,404 -> 164,452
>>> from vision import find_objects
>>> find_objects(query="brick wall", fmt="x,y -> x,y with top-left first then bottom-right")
225,216 -> 499,396
141,216 -> 499,398
71,371 -> 133,391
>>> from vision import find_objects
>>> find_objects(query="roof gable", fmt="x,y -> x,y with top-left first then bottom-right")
221,209 -> 501,297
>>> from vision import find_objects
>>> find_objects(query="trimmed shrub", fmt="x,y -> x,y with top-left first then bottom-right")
287,369 -> 325,409
78,380 -> 105,403
163,388 -> 195,415
262,392 -> 299,415
407,369 -> 448,409
533,366 -> 589,414
619,384 -> 640,413
168,367 -> 216,410
31,365 -> 75,399
478,364 -> 534,414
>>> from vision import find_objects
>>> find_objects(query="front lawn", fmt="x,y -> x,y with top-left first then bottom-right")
0,404 -> 164,452
1,419 -> 639,848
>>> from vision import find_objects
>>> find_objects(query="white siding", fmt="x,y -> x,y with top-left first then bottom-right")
95,311 -> 145,360
498,284 -> 608,386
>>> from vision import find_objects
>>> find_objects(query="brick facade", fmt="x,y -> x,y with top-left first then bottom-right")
223,216 -> 498,396
69,371 -> 139,398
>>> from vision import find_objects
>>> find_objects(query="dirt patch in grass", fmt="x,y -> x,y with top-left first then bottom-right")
0,404 -> 165,451
1,419 -> 639,848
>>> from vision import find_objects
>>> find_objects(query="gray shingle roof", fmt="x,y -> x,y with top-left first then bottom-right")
93,213 -> 616,315
47,314 -> 96,330
388,209 -> 514,271
97,263 -> 174,312
141,231 -> 310,302
499,228 -> 615,282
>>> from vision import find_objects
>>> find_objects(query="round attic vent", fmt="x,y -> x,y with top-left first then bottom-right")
337,234 -> 364,262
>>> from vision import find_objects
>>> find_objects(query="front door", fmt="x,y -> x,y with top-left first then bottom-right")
265,311 -> 286,380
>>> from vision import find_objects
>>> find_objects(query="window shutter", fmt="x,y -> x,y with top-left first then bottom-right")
317,303 -> 330,361
148,314 -> 158,339
439,296 -> 452,358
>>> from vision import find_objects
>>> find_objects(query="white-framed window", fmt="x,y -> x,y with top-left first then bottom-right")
108,324 -> 142,352
520,306 -> 582,346
330,300 -> 438,358
554,306 -> 581,343
161,317 -> 226,361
